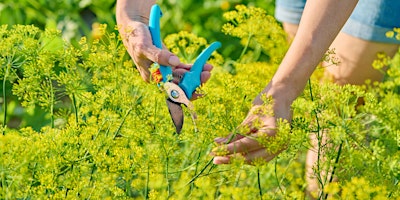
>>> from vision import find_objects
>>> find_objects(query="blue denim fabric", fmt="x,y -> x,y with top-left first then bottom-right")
275,0 -> 400,44
275,0 -> 306,25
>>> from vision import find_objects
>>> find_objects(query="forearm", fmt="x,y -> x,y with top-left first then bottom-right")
116,0 -> 156,29
265,0 -> 359,106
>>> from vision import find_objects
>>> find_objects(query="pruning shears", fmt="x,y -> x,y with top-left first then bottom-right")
148,4 -> 221,133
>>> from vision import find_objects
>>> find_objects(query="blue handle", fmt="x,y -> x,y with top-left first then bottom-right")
179,41 -> 221,99
149,4 -> 172,83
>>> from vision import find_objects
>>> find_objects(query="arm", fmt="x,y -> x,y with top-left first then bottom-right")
116,0 -> 214,94
263,0 -> 359,111
213,0 -> 359,164
116,0 -> 181,82
116,0 -> 155,27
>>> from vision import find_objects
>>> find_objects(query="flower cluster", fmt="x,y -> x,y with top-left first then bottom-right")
1,6 -> 400,199
222,5 -> 288,63
164,31 -> 224,66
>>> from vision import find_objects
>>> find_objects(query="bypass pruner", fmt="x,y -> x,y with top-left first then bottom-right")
148,4 -> 221,133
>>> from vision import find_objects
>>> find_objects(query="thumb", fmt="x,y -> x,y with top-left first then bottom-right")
144,46 -> 181,67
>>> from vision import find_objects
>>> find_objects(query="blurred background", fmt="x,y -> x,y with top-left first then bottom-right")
0,0 -> 279,130
0,0 -> 276,60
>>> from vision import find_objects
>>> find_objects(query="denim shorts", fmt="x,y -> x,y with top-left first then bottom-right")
275,0 -> 400,44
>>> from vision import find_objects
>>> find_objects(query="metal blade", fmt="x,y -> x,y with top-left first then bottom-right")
166,98 -> 184,134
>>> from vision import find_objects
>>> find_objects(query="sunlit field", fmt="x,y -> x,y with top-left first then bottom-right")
1,1 -> 399,199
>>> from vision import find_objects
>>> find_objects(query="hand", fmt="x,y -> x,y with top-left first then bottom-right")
172,63 -> 213,100
121,21 -> 181,82
121,21 -> 214,94
212,97 -> 292,164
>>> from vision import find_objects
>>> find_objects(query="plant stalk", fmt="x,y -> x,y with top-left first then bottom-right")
238,34 -> 253,62
72,94 -> 78,124
2,72 -> 7,135
257,168 -> 263,200
324,142 -> 342,200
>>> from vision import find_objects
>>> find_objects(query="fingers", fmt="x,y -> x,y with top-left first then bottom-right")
212,103 -> 288,165
212,129 -> 280,165
132,42 -> 181,82
200,71 -> 212,84
224,134 -> 264,155
142,46 -> 181,67
174,63 -> 213,73
212,134 -> 264,165
243,148 -> 282,163
123,22 -> 182,82
213,148 -> 282,165
213,155 -> 231,164
214,133 -> 245,144
213,132 -> 283,165
122,22 -> 217,84
173,63 -> 213,84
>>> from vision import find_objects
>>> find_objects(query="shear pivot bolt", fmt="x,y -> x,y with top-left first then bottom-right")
171,90 -> 179,99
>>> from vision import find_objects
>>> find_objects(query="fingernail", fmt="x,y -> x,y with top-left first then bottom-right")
213,158 -> 220,165
213,156 -> 230,165
168,55 -> 180,66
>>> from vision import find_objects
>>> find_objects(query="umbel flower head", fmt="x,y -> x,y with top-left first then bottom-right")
222,5 -> 288,62
164,31 -> 224,66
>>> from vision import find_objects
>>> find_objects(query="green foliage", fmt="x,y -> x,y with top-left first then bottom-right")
0,0 -> 116,42
164,31 -> 224,65
222,4 -> 287,64
1,4 -> 400,200
0,0 -> 276,61
158,0 -> 277,64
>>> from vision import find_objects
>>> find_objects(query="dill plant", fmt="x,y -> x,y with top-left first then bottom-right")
1,6 -> 400,200
222,5 -> 288,64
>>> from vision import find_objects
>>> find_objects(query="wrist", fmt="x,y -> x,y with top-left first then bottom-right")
128,15 -> 149,24
117,14 -> 149,27
255,82 -> 296,104
116,21 -> 142,42
269,83 -> 295,121
252,81 -> 296,120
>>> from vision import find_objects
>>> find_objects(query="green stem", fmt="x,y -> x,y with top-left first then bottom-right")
324,142 -> 342,200
257,168 -> 263,200
49,78 -> 54,128
274,159 -> 284,194
165,154 -> 171,198
2,65 -> 8,135
113,108 -> 132,139
189,150 -> 203,195
388,179 -> 399,198
71,94 -> 78,124
234,171 -> 241,187
308,79 -> 325,193
145,164 -> 149,200
238,34 -> 253,62
158,135 -> 171,198
188,130 -> 239,185
187,158 -> 214,185
177,42 -> 190,62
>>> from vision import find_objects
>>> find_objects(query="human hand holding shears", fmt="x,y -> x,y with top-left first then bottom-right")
148,4 -> 221,133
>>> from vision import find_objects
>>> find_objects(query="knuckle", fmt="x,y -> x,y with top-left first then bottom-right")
134,42 -> 146,53
153,49 -> 163,63
133,42 -> 163,64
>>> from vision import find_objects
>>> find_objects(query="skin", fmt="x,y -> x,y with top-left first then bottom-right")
272,5 -> 400,197
117,1 -> 400,188
212,0 -> 361,164
116,0 -> 212,86
285,20 -> 399,199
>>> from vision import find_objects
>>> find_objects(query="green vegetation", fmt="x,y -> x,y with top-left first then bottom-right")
1,1 -> 399,199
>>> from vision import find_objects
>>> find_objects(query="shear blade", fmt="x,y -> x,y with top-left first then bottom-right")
166,98 -> 184,134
